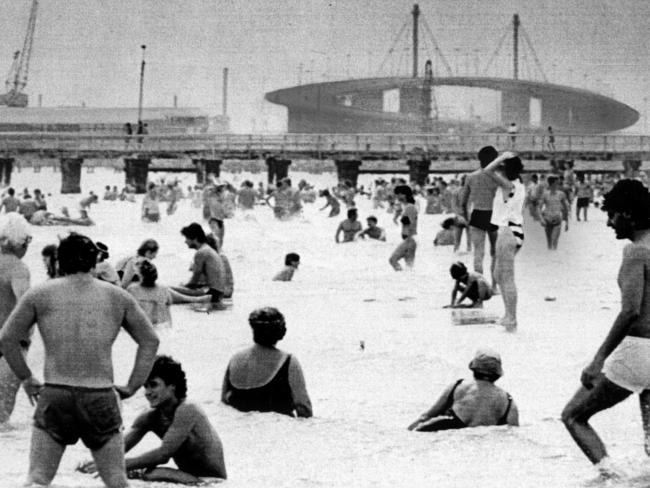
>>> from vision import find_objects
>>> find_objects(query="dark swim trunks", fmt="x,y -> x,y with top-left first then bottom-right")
469,209 -> 498,232
576,197 -> 590,208
33,384 -> 122,450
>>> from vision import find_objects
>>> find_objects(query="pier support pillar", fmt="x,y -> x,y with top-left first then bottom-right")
60,158 -> 84,194
334,160 -> 362,187
623,160 -> 641,179
124,158 -> 151,194
266,157 -> 292,185
407,158 -> 431,186
0,157 -> 15,186
193,159 -> 222,185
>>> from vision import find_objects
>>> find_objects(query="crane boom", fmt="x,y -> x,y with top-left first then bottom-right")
1,0 -> 38,107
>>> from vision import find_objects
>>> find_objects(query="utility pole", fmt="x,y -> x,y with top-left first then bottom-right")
513,14 -> 519,80
137,45 -> 146,123
412,4 -> 420,78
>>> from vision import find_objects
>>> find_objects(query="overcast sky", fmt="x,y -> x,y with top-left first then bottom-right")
1,0 -> 649,132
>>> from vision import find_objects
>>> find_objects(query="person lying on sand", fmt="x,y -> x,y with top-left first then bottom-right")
408,348 -> 518,432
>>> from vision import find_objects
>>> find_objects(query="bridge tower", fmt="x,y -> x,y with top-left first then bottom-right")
412,4 -> 420,78
513,14 -> 519,80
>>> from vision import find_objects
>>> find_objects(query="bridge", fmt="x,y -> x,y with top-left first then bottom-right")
0,131 -> 648,193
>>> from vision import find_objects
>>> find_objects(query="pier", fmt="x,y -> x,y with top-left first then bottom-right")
1,131 -> 649,192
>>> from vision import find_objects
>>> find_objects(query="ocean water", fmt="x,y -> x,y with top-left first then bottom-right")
0,166 -> 647,488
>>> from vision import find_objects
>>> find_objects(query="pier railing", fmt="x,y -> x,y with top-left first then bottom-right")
1,132 -> 649,157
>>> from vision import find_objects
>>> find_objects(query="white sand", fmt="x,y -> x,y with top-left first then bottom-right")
0,166 -> 647,488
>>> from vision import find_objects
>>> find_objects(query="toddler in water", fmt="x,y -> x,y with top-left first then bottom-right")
127,261 -> 210,329
273,253 -> 300,282
434,217 -> 460,247
444,261 -> 492,308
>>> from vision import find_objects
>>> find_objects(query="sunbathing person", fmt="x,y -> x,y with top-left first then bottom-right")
408,349 -> 518,431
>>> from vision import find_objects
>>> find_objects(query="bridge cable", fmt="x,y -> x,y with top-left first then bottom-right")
482,24 -> 510,77
421,17 -> 454,76
377,20 -> 409,76
520,25 -> 548,82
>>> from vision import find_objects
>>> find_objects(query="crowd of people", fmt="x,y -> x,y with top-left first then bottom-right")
0,146 -> 646,485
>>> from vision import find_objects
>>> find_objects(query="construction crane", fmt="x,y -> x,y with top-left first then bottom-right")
0,0 -> 38,107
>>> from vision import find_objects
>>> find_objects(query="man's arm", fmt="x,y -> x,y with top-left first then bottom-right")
117,296 -> 159,398
506,401 -> 520,426
335,223 -> 343,243
581,245 -> 643,388
0,292 -> 39,403
185,252 -> 204,287
125,404 -> 196,470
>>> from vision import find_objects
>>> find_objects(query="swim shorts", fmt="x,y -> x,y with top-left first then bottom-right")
603,336 -> 650,393
576,197 -> 590,208
469,209 -> 498,232
33,384 -> 122,450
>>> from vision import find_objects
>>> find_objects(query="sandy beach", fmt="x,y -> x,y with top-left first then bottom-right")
0,166 -> 646,488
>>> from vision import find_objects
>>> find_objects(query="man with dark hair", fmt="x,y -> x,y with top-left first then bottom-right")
175,223 -> 227,305
78,355 -> 227,484
0,187 -> 20,213
460,146 -> 500,292
335,208 -> 362,243
562,179 -> 650,478
358,215 -> 386,241
0,232 -> 159,488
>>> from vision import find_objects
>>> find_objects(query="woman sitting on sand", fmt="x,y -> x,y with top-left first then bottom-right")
116,238 -> 159,288
127,261 -> 211,329
408,348 -> 518,431
221,307 -> 313,417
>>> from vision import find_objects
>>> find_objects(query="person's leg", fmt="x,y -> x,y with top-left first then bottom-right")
453,225 -> 463,252
544,224 -> 553,249
562,375 -> 632,465
487,228 -> 498,291
0,357 -> 22,423
404,238 -> 417,268
640,390 -> 650,456
584,205 -> 589,222
469,226 -> 486,274
495,230 -> 517,330
91,433 -> 129,488
551,223 -> 562,250
389,239 -> 408,271
576,203 -> 581,221
26,428 -> 66,487
142,467 -> 202,484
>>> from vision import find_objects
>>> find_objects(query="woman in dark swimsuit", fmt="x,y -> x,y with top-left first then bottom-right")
408,349 -> 518,432
221,307 -> 313,418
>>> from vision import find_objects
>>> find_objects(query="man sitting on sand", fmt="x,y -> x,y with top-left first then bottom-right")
408,348 -> 518,432
78,355 -> 227,484
273,253 -> 300,282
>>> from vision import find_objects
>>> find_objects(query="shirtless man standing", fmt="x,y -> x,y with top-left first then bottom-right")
562,179 -> 650,478
0,233 -> 159,488
460,146 -> 500,291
